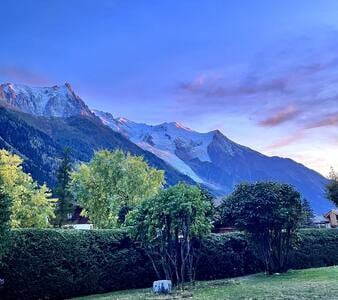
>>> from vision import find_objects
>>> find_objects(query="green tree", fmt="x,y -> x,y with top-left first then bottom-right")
70,149 -> 164,228
300,198 -> 315,228
0,179 -> 11,268
54,148 -> 73,227
220,182 -> 303,274
128,183 -> 212,285
326,168 -> 338,206
0,150 -> 56,228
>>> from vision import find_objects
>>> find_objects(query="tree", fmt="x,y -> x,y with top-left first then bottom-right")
0,150 -> 56,228
220,182 -> 303,274
70,150 -> 164,228
0,179 -> 11,268
300,198 -> 315,228
128,183 -> 212,285
326,168 -> 338,206
54,148 -> 73,227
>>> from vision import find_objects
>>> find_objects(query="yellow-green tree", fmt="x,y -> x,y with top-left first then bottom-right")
0,150 -> 56,228
70,150 -> 164,228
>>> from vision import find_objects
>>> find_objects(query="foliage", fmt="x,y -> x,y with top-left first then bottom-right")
326,168 -> 338,206
1,229 -> 338,299
220,182 -> 303,274
196,233 -> 260,280
70,150 -> 164,228
300,199 -> 315,228
1,229 -> 155,300
0,182 -> 11,268
129,183 -> 212,284
0,107 -> 193,188
54,148 -> 74,227
0,150 -> 56,228
288,229 -> 338,269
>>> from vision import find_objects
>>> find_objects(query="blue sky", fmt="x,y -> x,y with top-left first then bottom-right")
1,0 -> 337,175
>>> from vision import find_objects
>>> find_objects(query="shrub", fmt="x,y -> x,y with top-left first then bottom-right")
196,233 -> 261,280
1,228 -> 338,299
289,229 -> 338,269
1,229 -> 155,300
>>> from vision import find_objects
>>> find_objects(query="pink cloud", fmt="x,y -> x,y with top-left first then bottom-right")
258,105 -> 300,127
266,131 -> 305,149
305,112 -> 338,129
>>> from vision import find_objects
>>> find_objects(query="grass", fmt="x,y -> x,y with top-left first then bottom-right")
71,266 -> 338,300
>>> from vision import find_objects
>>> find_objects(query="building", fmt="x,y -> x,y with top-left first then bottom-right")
324,209 -> 338,228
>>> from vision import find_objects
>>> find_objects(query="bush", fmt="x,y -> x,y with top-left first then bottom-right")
2,229 -> 338,299
1,229 -> 155,300
289,229 -> 338,269
196,233 -> 261,280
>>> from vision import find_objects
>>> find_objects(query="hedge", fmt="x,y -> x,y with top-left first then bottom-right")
1,229 -> 338,299
1,229 -> 155,300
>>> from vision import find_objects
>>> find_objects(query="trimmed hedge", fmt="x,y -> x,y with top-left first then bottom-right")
1,229 -> 338,299
1,229 -> 155,300
196,232 -> 261,280
289,229 -> 338,269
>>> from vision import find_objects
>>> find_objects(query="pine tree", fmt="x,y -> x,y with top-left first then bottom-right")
54,148 -> 73,227
301,198 -> 315,228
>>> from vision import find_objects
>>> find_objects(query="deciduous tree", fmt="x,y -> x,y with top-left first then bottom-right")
0,150 -> 56,228
70,150 -> 164,228
129,183 -> 212,285
220,182 -> 303,274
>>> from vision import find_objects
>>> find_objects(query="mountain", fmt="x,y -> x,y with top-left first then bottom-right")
93,110 -> 331,214
0,84 -> 193,188
0,82 -> 331,214
0,82 -> 94,118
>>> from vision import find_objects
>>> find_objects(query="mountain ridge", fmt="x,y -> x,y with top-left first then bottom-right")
93,108 -> 330,213
0,83 -> 331,213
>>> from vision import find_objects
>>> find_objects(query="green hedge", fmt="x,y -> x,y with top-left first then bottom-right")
1,229 -> 338,299
289,229 -> 338,268
196,232 -> 261,280
1,229 -> 155,300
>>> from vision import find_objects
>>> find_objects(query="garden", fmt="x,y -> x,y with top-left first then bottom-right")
0,149 -> 338,299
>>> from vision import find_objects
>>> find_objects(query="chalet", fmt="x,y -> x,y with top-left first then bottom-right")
324,209 -> 338,228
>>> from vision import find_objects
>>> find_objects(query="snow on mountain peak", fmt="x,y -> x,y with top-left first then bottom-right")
0,82 -> 93,118
93,110 -> 222,184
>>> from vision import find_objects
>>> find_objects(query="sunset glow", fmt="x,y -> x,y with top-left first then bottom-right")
0,0 -> 337,175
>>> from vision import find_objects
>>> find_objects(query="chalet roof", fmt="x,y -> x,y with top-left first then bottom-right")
324,209 -> 338,218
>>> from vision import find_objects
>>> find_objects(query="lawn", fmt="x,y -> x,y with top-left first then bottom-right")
72,266 -> 338,300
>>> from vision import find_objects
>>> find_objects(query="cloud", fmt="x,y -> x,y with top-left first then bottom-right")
258,105 -> 300,127
177,59 -> 337,101
304,112 -> 338,129
0,65 -> 50,85
178,75 -> 289,98
266,131 -> 305,149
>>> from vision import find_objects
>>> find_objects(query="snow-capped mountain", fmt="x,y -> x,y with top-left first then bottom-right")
0,83 -> 331,213
93,109 -> 330,213
93,110 -> 217,184
0,82 -> 93,118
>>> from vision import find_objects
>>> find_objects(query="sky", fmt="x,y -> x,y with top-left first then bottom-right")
0,0 -> 337,176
